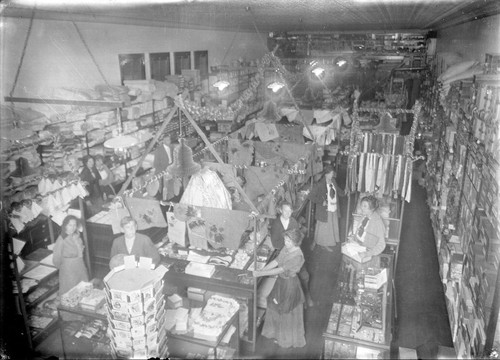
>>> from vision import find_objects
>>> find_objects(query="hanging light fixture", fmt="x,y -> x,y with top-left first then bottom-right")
311,67 -> 326,78
267,81 -> 285,93
333,56 -> 349,73
266,68 -> 285,93
104,111 -> 139,156
212,79 -> 230,91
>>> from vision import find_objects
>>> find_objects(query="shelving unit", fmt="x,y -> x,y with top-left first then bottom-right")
269,32 -> 427,58
8,215 -> 59,349
425,69 -> 500,358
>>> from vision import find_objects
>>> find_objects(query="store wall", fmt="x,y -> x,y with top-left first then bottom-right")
1,17 -> 267,102
435,14 -> 500,67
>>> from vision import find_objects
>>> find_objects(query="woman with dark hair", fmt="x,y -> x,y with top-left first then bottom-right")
79,155 -> 102,204
343,195 -> 386,265
253,228 -> 306,348
52,215 -> 89,296
309,164 -> 345,252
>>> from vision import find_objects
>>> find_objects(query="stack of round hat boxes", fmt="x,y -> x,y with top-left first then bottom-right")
103,263 -> 168,358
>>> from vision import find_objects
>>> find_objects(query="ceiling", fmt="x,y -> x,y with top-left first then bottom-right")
2,0 -> 500,34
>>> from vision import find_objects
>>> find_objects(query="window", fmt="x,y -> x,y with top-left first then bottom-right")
150,52 -> 171,81
174,51 -> 191,75
119,54 -> 146,83
194,50 -> 209,80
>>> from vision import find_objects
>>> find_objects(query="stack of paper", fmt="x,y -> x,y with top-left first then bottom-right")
184,262 -> 215,278
23,264 -> 57,281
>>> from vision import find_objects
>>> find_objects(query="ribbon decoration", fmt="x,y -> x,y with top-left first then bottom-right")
192,136 -> 229,158
182,51 -> 297,123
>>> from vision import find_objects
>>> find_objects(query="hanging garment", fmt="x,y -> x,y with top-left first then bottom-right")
385,156 -> 394,195
405,170 -> 412,202
364,153 -> 378,193
376,155 -> 385,196
398,157 -> 407,192
357,153 -> 366,192
393,155 -> 402,193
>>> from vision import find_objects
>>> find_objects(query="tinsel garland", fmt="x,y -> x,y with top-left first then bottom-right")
182,52 -> 294,122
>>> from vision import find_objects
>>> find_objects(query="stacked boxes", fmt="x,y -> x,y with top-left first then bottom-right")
103,262 -> 169,359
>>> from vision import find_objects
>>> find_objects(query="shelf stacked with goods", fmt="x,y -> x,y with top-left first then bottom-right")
426,63 -> 500,358
269,32 -> 426,59
8,220 -> 60,349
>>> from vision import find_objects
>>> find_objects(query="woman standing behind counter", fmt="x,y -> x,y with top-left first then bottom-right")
253,228 -> 306,348
52,215 -> 89,296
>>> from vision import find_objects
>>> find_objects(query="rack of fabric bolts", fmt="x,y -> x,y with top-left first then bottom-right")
345,92 -> 421,269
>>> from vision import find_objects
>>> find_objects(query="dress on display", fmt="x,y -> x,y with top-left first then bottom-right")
261,246 -> 306,348
52,233 -> 89,296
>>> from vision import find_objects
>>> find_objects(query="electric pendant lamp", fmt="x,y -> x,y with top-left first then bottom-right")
167,138 -> 201,178
104,112 -> 139,155
213,80 -> 230,91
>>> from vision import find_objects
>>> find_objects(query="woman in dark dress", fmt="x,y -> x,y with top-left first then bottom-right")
79,155 -> 102,205
253,228 -> 306,348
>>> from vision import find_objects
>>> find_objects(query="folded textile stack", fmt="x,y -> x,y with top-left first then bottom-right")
191,295 -> 239,342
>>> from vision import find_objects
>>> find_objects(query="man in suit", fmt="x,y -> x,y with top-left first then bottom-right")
153,135 -> 175,201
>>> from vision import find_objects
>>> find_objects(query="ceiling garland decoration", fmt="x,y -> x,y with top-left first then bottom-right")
183,52 -> 294,123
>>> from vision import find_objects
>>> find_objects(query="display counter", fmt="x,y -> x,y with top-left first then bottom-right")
160,241 -> 274,352
322,253 -> 394,359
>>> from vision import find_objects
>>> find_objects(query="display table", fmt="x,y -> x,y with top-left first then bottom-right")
160,243 -> 273,352
322,253 -> 394,359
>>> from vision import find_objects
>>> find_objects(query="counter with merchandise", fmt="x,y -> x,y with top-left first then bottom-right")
322,253 -> 394,359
